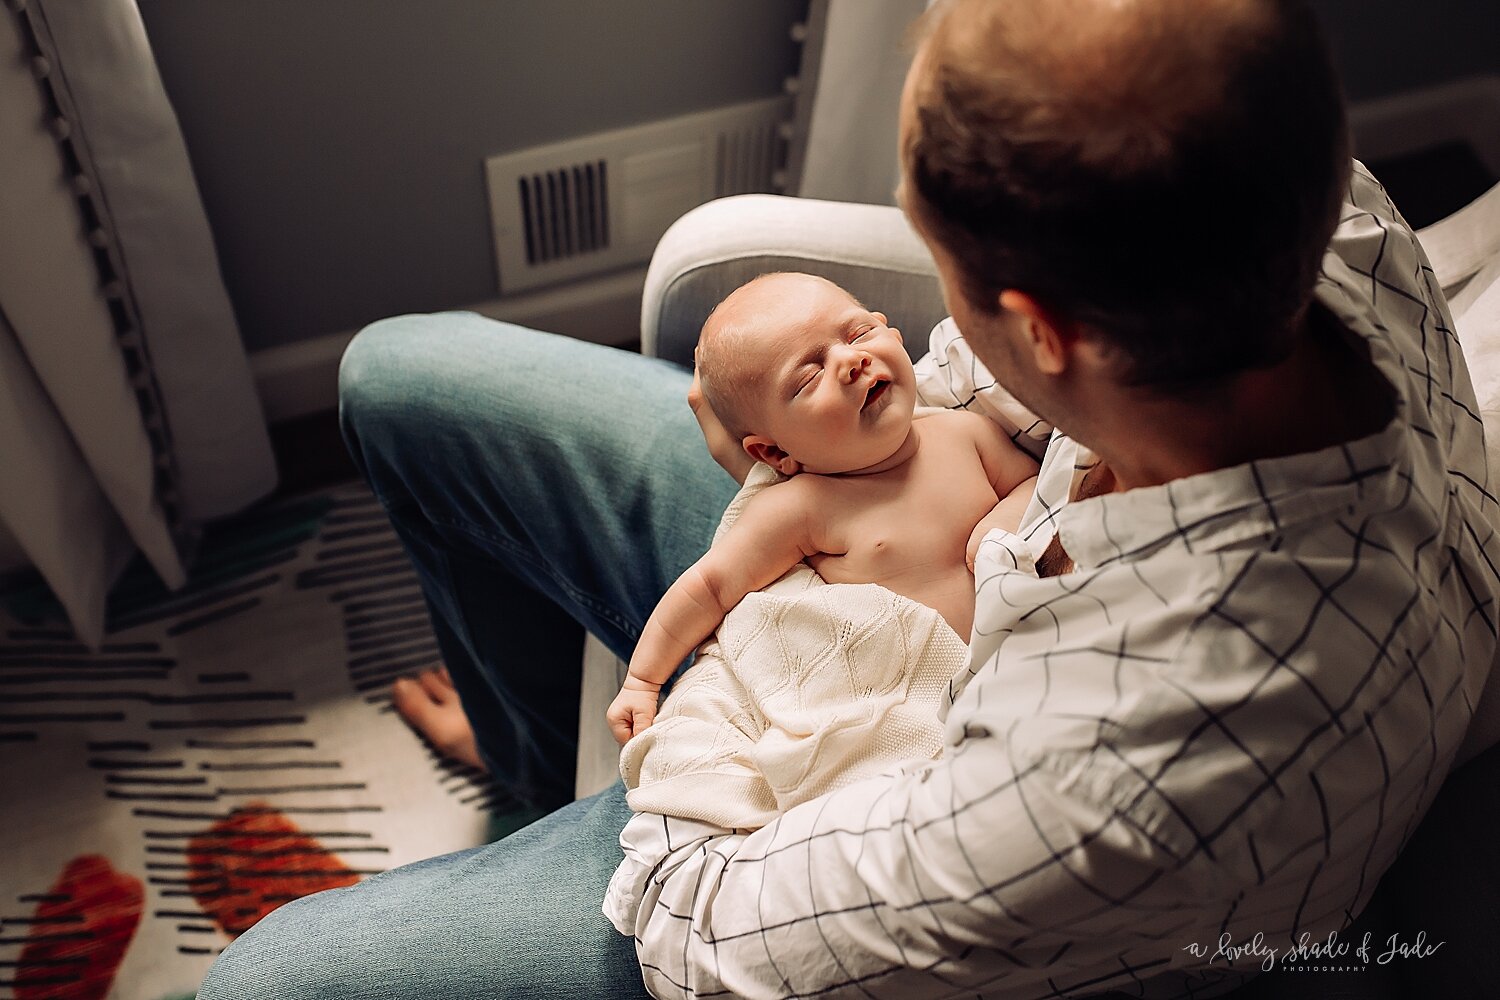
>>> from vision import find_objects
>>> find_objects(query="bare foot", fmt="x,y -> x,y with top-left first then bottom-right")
391,668 -> 487,772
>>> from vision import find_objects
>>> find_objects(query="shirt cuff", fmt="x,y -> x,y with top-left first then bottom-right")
973,526 -> 1038,578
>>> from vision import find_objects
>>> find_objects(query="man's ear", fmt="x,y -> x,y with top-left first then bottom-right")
743,436 -> 802,476
999,290 -> 1074,376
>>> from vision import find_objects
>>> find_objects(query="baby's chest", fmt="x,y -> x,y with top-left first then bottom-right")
831,450 -> 998,565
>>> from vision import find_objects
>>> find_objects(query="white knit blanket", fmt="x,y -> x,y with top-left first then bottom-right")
605,463 -> 969,931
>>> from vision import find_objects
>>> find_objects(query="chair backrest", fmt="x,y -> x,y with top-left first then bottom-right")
642,194 -> 948,368
1426,181 -> 1500,766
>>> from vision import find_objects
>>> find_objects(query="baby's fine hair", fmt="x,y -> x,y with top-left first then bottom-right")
695,309 -> 761,445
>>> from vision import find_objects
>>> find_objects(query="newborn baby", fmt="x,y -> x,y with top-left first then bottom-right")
607,271 -> 1039,744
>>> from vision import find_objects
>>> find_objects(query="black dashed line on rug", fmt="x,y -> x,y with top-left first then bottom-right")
319,523 -> 396,544
315,540 -> 405,562
108,574 -> 284,633
294,564 -> 416,590
0,671 -> 171,684
147,717 -> 307,731
339,589 -> 425,612
165,597 -> 264,637
0,641 -> 160,657
349,656 -> 443,687
0,657 -> 176,670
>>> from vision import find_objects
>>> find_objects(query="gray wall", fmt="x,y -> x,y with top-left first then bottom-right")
139,1 -> 1494,355
1310,0 -> 1500,102
136,0 -> 806,352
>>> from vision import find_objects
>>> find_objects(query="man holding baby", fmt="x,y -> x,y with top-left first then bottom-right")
200,1 -> 1499,998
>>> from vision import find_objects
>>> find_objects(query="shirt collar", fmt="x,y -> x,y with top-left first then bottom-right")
1055,265 -> 1413,571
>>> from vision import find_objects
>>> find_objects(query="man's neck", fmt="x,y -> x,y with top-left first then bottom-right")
1074,309 -> 1397,492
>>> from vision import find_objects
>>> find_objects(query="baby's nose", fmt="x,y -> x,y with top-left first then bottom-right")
845,352 -> 871,382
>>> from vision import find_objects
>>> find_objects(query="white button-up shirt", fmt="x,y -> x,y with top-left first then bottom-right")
622,162 -> 1500,999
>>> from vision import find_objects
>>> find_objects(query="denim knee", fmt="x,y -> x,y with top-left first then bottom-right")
338,314 -> 448,459
337,312 -> 518,497
196,889 -> 356,1000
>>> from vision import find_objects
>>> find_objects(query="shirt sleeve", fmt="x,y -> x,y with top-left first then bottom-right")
626,571 -> 1206,1000
627,730 -> 1191,998
914,317 -> 1053,461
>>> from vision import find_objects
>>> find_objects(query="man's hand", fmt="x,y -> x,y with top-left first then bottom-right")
689,356 -> 755,485
966,475 -> 1038,572
607,675 -> 664,745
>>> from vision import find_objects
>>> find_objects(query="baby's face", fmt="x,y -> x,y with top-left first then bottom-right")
727,274 -> 916,475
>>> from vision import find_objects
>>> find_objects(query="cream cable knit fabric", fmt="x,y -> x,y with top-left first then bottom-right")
617,460 -> 969,828
607,462 -> 970,933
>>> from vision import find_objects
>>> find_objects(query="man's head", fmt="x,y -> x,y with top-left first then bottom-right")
898,0 -> 1350,406
697,273 -> 916,475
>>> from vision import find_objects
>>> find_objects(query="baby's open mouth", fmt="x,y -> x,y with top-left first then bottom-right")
862,379 -> 890,411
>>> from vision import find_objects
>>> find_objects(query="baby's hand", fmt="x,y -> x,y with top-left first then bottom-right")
607,676 -> 664,745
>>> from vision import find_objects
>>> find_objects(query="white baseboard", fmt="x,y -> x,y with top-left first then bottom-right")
1350,74 -> 1500,173
250,266 -> 647,423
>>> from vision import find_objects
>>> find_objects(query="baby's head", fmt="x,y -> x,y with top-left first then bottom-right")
696,272 -> 916,476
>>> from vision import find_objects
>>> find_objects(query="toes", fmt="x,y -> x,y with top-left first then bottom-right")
390,676 -> 434,723
415,668 -> 453,703
389,676 -> 486,771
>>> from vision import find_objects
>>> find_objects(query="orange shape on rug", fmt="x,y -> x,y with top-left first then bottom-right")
186,802 -> 362,936
15,854 -> 143,1000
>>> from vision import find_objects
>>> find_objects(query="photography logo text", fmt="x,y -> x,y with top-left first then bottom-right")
1181,930 -> 1443,973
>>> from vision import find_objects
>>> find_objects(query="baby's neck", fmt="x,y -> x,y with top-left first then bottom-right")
837,423 -> 921,477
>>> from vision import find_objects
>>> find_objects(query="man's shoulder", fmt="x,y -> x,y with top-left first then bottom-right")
1321,162 -> 1490,519
1322,162 -> 1449,358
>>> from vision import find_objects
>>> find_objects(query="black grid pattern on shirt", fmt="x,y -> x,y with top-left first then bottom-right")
635,168 -> 1500,1000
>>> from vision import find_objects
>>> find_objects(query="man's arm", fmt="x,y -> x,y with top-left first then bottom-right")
618,527 -> 1210,1000
967,475 -> 1038,572
608,480 -> 827,743
625,657 -> 1196,999
687,354 -> 757,485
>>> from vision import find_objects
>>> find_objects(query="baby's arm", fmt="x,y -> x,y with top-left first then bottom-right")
964,416 -> 1043,571
607,480 -> 828,744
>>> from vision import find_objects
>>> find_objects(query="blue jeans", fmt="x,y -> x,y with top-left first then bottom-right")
197,313 -> 740,999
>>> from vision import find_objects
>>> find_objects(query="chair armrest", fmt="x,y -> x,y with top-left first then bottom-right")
1416,180 -> 1500,302
641,194 -> 948,366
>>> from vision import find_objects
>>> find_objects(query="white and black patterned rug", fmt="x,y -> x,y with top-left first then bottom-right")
0,484 -> 529,1000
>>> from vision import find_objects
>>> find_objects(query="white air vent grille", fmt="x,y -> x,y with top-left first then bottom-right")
520,161 -> 610,265
486,96 -> 792,295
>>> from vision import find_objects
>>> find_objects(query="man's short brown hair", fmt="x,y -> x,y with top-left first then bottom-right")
904,0 -> 1352,391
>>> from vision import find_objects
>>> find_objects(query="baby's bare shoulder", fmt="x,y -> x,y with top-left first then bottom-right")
915,407 -> 1009,445
737,474 -> 846,553
739,474 -> 825,521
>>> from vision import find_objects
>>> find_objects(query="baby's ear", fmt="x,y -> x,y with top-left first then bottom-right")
743,436 -> 802,476
874,312 -> 901,342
